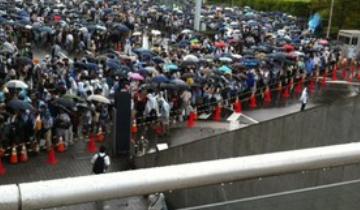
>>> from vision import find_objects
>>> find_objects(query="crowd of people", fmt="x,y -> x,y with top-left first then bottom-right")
0,0 -> 351,159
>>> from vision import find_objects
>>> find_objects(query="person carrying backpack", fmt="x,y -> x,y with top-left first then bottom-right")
91,146 -> 110,174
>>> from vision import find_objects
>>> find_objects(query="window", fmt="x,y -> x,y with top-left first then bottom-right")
352,37 -> 358,46
338,35 -> 351,45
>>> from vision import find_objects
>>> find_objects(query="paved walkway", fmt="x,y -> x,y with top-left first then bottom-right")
0,83 -> 354,209
0,140 -> 148,210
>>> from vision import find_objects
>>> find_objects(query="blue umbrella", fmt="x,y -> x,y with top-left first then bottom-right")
85,63 -> 99,71
152,56 -> 164,64
218,65 -> 232,74
178,40 -> 190,48
241,59 -> 260,68
152,75 -> 169,84
112,23 -> 130,33
133,48 -> 154,56
106,61 -> 121,71
164,64 -> 178,72
171,78 -> 187,86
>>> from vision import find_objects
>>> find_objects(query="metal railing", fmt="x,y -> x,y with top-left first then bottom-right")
2,142 -> 360,210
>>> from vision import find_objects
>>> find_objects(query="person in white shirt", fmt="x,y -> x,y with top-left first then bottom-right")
91,146 -> 110,174
300,85 -> 309,111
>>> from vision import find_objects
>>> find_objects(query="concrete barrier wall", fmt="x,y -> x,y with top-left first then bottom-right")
135,95 -> 360,168
133,96 -> 360,209
166,163 -> 360,209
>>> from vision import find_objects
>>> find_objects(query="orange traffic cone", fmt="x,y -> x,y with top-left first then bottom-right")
309,79 -> 316,94
57,136 -> 66,153
233,98 -> 242,113
154,123 -> 164,136
342,69 -> 347,80
0,158 -> 5,176
249,94 -> 257,109
213,104 -> 222,121
282,85 -> 290,99
9,146 -> 18,164
19,144 -> 28,163
321,72 -> 327,88
187,111 -> 196,128
96,127 -> 105,142
295,79 -> 303,95
332,65 -> 338,80
131,120 -> 138,134
87,134 -> 97,153
47,147 -> 58,165
264,87 -> 272,105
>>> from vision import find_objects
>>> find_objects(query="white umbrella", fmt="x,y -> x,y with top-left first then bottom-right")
132,31 -> 142,36
87,95 -> 111,104
151,30 -> 161,36
183,55 -> 199,63
6,80 -> 28,89
181,29 -> 193,34
219,57 -> 233,63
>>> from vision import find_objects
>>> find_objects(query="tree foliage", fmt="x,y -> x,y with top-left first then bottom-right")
208,0 -> 360,36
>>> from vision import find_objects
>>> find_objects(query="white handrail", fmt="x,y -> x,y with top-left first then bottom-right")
2,142 -> 360,210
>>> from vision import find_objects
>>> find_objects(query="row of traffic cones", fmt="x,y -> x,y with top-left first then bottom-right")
0,129 -> 107,176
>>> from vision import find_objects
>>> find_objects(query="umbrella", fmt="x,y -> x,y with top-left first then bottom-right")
7,99 -> 33,111
144,66 -> 157,73
129,72 -> 144,81
62,94 -> 85,102
215,41 -> 226,48
152,75 -> 169,84
181,72 -> 195,79
181,29 -> 193,34
84,63 -> 99,71
151,30 -> 161,36
15,57 -> 33,66
87,95 -> 111,104
183,54 -> 199,63
164,64 -> 179,72
6,80 -> 28,89
54,98 -> 76,110
219,57 -> 233,63
171,78 -> 187,86
241,59 -> 260,68
133,48 -> 155,58
152,56 -> 164,64
218,65 -> 232,74
132,31 -> 142,36
318,39 -> 329,45
112,24 -> 130,33
283,44 -> 295,52
178,40 -> 190,48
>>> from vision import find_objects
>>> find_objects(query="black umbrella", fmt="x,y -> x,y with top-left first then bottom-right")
112,23 -> 130,34
7,99 -> 33,111
54,98 -> 76,111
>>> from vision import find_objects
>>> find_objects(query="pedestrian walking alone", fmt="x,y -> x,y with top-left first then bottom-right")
299,86 -> 309,111
91,146 -> 111,210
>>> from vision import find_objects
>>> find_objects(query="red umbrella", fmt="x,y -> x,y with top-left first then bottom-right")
54,16 -> 62,22
283,44 -> 295,52
215,41 -> 226,48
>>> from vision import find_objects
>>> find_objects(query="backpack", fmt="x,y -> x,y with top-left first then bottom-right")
34,115 -> 42,131
92,154 -> 107,174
